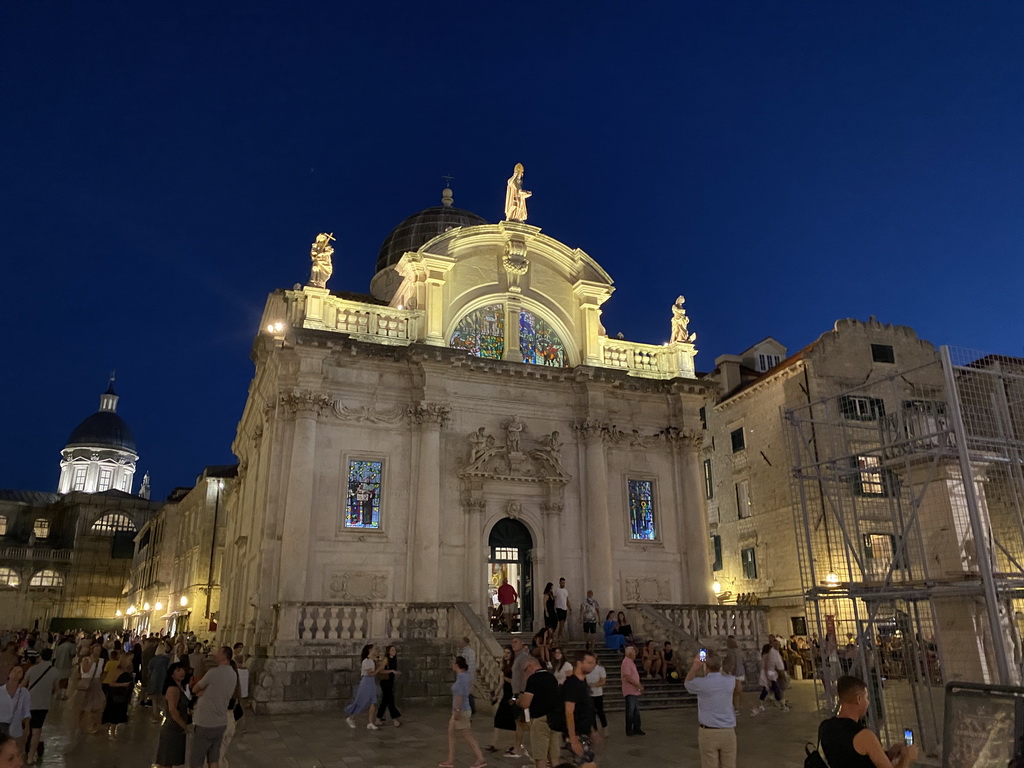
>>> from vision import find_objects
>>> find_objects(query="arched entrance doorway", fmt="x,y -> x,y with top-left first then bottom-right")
487,518 -> 533,633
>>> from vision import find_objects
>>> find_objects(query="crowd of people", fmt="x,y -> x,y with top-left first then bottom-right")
0,627 -> 249,768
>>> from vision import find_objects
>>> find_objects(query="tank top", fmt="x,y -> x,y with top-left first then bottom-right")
818,717 -> 875,768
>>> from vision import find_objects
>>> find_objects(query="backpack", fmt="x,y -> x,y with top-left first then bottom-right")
804,741 -> 831,768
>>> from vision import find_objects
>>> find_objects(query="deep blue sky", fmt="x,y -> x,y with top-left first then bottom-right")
2,3 -> 1022,498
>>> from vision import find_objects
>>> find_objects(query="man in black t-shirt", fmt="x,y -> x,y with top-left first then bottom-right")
818,676 -> 917,768
561,651 -> 598,767
517,658 -> 562,768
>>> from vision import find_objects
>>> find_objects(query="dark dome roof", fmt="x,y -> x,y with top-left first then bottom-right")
375,205 -> 489,274
66,411 -> 137,454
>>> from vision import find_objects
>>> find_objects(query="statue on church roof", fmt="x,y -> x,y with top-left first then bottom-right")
670,295 -> 697,344
504,163 -> 532,222
308,232 -> 335,289
504,415 -> 525,454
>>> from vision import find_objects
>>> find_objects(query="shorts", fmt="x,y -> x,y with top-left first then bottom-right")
569,734 -> 596,766
29,710 -> 49,729
556,609 -> 568,622
529,716 -> 562,766
583,621 -> 597,634
189,724 -> 226,768
451,709 -> 472,731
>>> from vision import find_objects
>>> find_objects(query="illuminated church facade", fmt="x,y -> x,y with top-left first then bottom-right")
218,174 -> 715,649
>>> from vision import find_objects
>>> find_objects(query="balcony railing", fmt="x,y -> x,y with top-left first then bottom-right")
296,294 -> 423,346
599,338 -> 696,379
0,547 -> 73,562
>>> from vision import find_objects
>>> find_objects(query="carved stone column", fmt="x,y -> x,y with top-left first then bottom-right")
463,499 -> 486,610
276,391 -> 330,606
542,500 -> 563,583
409,402 -> 451,601
575,419 -> 614,609
672,429 -> 714,603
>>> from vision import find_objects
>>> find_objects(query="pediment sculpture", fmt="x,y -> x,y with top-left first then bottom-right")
460,420 -> 569,482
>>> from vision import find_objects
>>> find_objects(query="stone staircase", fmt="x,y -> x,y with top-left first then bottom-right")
491,634 -> 697,712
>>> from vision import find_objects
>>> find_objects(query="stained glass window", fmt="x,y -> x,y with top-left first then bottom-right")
627,479 -> 656,540
450,304 -> 505,359
345,460 -> 383,530
519,310 -> 567,367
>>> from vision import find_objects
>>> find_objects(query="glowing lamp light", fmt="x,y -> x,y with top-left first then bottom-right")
154,602 -> 163,611
143,602 -> 151,612
180,595 -> 188,607
115,609 -> 123,617
266,321 -> 285,334
824,572 -> 840,587
712,581 -> 722,595
126,605 -> 137,615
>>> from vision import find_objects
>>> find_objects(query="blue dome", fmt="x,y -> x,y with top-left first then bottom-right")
66,411 -> 137,454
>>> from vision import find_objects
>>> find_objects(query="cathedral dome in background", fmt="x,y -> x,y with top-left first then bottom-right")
374,203 -> 488,275
66,409 -> 137,454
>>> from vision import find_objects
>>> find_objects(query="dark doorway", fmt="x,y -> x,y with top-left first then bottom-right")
487,517 -> 534,633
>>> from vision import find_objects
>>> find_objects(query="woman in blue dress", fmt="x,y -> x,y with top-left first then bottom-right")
345,644 -> 382,730
603,611 -> 626,651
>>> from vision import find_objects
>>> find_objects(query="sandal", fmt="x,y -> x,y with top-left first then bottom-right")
438,763 -> 455,768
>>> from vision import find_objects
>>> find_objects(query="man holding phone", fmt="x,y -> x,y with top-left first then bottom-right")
685,650 -> 742,768
818,676 -> 918,767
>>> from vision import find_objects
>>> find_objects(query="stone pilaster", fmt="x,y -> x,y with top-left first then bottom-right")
408,403 -> 451,601
575,418 -> 614,609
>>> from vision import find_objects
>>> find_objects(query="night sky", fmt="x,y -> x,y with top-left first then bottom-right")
3,3 -> 1022,498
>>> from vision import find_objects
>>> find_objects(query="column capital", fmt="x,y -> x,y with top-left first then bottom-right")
573,418 -> 610,443
278,389 -> 332,419
408,401 -> 451,429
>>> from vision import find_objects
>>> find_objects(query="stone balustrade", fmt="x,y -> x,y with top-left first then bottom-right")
598,338 -> 696,379
0,547 -> 73,562
295,292 -> 423,346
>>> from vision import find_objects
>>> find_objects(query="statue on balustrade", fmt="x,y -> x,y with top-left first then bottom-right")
308,232 -> 335,289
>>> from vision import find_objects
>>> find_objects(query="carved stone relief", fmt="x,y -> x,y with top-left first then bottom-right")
327,571 -> 389,601
622,576 -> 671,603
461,418 -> 569,482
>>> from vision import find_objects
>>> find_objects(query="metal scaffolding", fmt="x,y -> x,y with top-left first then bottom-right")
784,348 -> 1024,759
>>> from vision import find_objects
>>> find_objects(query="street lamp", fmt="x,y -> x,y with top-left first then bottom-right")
126,605 -> 136,615
712,581 -> 722,595
115,609 -> 123,617
154,602 -> 163,612
824,572 -> 840,587
143,602 -> 150,612
180,595 -> 188,607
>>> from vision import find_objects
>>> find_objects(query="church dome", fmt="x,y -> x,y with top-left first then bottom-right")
66,411 -> 137,453
375,204 -> 488,275
65,384 -> 137,454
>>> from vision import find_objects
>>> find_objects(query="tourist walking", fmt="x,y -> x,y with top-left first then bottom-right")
580,590 -> 600,651
506,637 -> 531,759
497,578 -> 518,631
517,657 -> 561,768
685,651 -> 742,768
752,643 -> 787,715
817,675 -> 918,767
155,662 -> 190,768
146,643 -> 171,721
543,582 -> 558,632
486,645 -> 516,754
438,656 -> 486,768
0,733 -> 25,768
24,648 -> 61,764
553,578 -> 572,644
375,645 -> 401,727
459,637 -> 477,714
562,651 -> 599,767
101,654 -> 135,739
218,657 -> 244,768
722,636 -> 743,712
75,645 -> 105,735
586,657 -> 608,737
620,646 -> 645,736
53,636 -> 75,701
189,646 -> 238,768
345,644 -> 382,730
0,665 -> 30,752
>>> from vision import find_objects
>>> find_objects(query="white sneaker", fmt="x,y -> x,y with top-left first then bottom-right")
781,704 -> 791,712
750,707 -> 760,717
346,717 -> 356,728
367,722 -> 379,730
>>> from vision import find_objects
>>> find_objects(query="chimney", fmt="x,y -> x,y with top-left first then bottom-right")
715,354 -> 744,397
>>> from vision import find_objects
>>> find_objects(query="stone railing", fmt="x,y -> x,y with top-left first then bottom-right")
269,601 -> 505,713
296,292 -> 424,346
598,338 -> 696,380
628,603 -> 769,686
625,604 -> 702,658
0,547 -> 73,562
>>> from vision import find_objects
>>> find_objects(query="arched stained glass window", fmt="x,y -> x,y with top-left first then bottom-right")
29,569 -> 64,588
518,310 -> 567,367
91,513 -> 137,534
0,568 -> 19,588
449,304 -> 505,359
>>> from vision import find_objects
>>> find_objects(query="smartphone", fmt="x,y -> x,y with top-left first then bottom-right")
698,649 -> 707,662
904,729 -> 913,747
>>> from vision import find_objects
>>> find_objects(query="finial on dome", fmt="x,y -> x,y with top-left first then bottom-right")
441,174 -> 455,207
100,375 -> 120,413
106,370 -> 117,395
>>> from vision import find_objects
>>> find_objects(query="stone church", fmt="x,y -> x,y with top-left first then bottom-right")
217,169 -> 724,708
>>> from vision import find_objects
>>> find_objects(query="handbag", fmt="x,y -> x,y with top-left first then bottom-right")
804,740 -> 831,768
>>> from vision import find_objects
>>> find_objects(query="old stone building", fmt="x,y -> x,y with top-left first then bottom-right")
0,383 -> 160,630
216,174 -> 725,710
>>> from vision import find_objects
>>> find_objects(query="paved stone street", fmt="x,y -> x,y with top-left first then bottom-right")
30,682 -> 834,767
